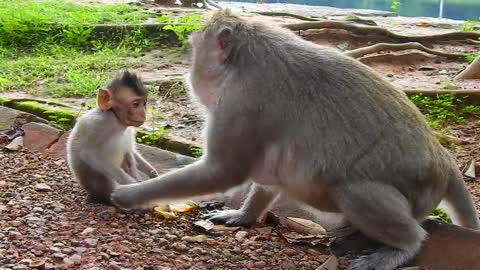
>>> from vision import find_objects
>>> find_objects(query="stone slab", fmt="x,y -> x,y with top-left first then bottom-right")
0,106 -> 48,131
47,130 -> 71,159
23,122 -> 63,152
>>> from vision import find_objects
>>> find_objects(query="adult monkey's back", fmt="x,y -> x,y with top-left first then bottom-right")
112,10 -> 480,270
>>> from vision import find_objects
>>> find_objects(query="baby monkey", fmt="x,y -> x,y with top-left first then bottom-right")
67,70 -> 158,204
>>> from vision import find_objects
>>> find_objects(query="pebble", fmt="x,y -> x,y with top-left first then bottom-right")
81,227 -> 96,235
282,248 -> 299,256
158,238 -> 169,246
12,266 -> 28,270
172,242 -> 188,251
84,238 -> 98,247
235,231 -> 249,241
70,254 -> 82,264
34,183 -> 51,191
32,207 -> 43,213
254,261 -> 267,268
8,231 -> 22,240
107,263 -> 122,270
165,234 -> 177,241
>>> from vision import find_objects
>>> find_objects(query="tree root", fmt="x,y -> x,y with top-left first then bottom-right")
253,12 -> 320,21
345,42 -> 465,59
455,56 -> 480,80
403,89 -> 480,105
282,21 -> 480,43
357,52 -> 434,65
432,131 -> 467,145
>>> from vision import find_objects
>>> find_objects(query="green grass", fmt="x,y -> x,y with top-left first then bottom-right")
0,0 -> 156,98
0,47 -> 143,97
0,0 -> 150,50
409,94 -> 480,129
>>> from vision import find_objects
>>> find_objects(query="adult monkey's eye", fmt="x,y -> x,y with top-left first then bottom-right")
132,102 -> 140,108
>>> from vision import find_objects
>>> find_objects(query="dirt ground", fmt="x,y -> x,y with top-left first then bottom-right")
2,1 -> 480,269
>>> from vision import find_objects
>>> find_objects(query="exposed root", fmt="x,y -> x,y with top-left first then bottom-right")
357,52 -> 434,65
345,42 -> 466,59
253,12 -> 320,22
455,56 -> 480,80
432,131 -> 467,145
282,21 -> 480,43
403,89 -> 480,105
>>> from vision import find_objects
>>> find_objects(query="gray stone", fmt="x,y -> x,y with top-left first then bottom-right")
0,106 -> 47,131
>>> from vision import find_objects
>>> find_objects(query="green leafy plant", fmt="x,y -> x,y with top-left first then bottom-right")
463,17 -> 480,32
389,0 -> 401,11
465,53 -> 479,64
157,13 -> 203,47
429,208 -> 452,224
408,94 -> 480,129
190,146 -> 203,158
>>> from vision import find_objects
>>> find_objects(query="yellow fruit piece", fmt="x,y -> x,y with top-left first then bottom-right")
170,201 -> 198,213
154,207 -> 176,220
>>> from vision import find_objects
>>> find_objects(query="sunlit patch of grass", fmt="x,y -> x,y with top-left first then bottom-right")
0,47 -> 141,98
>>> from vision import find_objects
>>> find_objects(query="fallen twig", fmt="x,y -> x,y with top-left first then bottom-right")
345,42 -> 465,59
282,21 -> 480,43
432,131 -> 467,145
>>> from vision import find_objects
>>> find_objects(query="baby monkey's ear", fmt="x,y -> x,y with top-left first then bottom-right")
97,88 -> 112,111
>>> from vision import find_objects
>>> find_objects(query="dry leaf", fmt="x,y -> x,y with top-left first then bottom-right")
210,224 -> 241,233
4,136 -> 23,151
315,255 -> 338,270
280,231 -> 334,246
285,217 -> 326,235
193,220 -> 215,232
463,159 -> 476,179
170,200 -> 198,213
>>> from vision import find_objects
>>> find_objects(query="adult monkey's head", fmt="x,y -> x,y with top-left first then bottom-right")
97,70 -> 148,127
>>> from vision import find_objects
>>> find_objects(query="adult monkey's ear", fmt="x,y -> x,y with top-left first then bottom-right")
216,26 -> 233,51
97,88 -> 112,111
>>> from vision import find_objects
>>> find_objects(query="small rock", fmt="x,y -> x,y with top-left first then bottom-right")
254,261 -> 267,268
280,260 -> 295,270
84,238 -> 98,247
32,207 -> 43,213
12,266 -> 28,270
53,252 -> 67,259
8,231 -> 22,240
29,259 -> 46,268
62,248 -> 74,255
165,234 -> 177,241
282,248 -> 299,256
74,247 -> 87,254
235,231 -> 249,241
386,73 -> 394,77
158,238 -> 169,246
43,263 -> 55,270
177,254 -> 192,262
172,242 -> 188,251
70,254 -> 81,264
182,235 -> 210,243
63,257 -> 74,267
107,263 -> 122,270
34,183 -> 51,191
81,227 -> 96,235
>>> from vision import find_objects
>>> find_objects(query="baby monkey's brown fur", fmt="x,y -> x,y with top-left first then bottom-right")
67,71 -> 158,204
112,11 -> 480,270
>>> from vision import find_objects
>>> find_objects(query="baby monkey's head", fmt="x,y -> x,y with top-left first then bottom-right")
97,70 -> 148,127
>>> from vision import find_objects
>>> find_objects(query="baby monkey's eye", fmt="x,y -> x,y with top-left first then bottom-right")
132,102 -> 140,108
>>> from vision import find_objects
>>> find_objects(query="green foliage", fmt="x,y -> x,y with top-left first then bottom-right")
0,0 -> 149,50
136,128 -> 170,145
389,0 -> 401,11
465,53 -> 479,64
463,17 -> 480,32
0,47 -> 136,97
157,13 -> 203,47
429,208 -> 452,224
0,0 -> 157,98
190,146 -> 203,158
408,94 -> 480,129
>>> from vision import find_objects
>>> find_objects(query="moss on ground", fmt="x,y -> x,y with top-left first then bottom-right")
7,100 -> 76,130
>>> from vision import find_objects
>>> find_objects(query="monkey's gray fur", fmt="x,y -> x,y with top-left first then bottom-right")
67,109 -> 157,204
111,11 -> 480,270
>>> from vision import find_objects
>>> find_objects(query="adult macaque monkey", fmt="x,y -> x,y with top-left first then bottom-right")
67,70 -> 158,204
111,11 -> 480,270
